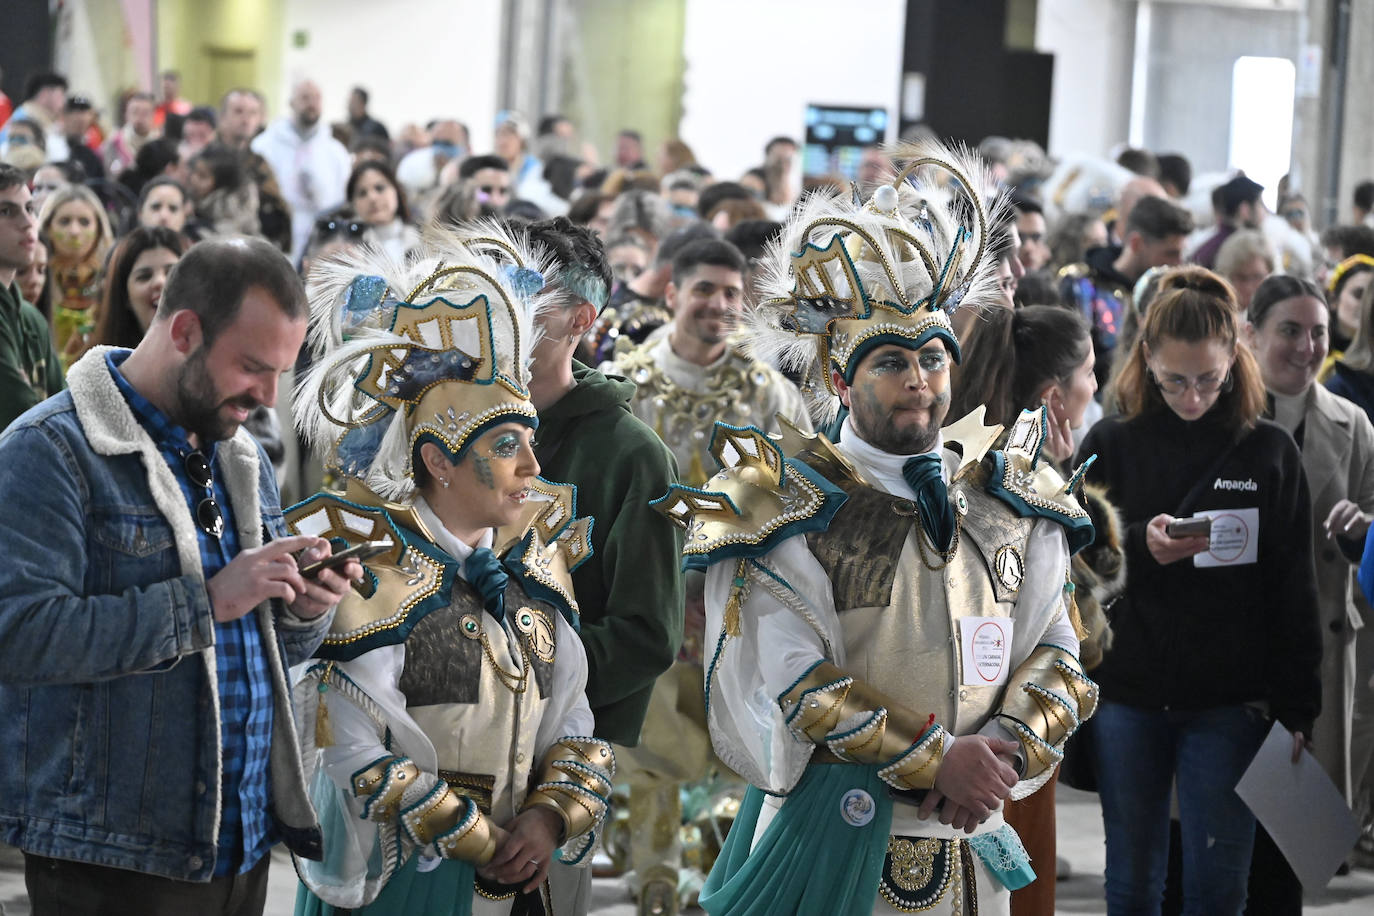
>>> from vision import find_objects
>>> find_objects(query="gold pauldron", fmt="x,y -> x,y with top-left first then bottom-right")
780,662 -> 944,789
401,783 -> 497,865
352,755 -> 421,822
994,645 -> 1100,779
520,738 -> 615,842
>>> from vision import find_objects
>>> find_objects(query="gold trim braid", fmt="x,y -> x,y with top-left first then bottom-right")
779,661 -> 947,790
352,755 -> 420,822
993,645 -> 1100,779
520,737 -> 616,843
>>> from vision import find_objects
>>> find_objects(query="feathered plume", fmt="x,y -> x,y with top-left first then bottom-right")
741,139 -> 1010,425
295,222 -> 557,502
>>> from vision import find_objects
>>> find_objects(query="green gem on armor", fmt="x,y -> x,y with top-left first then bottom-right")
1064,582 -> 1076,593
464,619 -> 478,632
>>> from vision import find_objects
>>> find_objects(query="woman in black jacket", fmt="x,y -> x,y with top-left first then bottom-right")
1076,267 -> 1321,916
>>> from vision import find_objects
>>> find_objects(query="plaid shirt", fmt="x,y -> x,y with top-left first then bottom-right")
107,352 -> 277,876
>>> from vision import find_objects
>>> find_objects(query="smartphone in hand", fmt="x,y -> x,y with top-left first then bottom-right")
1165,516 -> 1212,539
299,540 -> 392,578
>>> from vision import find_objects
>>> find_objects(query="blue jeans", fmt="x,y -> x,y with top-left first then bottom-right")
1090,700 -> 1270,916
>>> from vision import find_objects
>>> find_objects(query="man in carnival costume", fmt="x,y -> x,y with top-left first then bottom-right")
655,143 -> 1099,915
603,235 -> 813,914
287,221 -> 614,915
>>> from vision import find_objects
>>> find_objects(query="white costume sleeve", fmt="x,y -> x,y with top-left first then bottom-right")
1011,519 -> 1077,659
702,534 -> 843,795
534,609 -> 596,754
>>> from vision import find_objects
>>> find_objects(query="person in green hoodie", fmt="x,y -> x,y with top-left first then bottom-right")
0,164 -> 63,431
524,218 -> 686,915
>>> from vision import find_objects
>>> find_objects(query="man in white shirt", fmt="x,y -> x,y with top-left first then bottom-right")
251,79 -> 350,261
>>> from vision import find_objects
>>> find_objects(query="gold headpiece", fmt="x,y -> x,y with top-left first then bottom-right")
745,141 -> 1008,424
296,222 -> 555,501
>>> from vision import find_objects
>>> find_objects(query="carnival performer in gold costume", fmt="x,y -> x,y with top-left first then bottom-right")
655,142 -> 1099,915
289,223 -> 614,916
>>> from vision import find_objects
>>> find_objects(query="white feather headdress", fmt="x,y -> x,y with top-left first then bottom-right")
296,220 -> 557,501
743,140 -> 1009,425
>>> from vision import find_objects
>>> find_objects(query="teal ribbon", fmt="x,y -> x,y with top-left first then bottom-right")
463,547 -> 509,624
901,453 -> 955,552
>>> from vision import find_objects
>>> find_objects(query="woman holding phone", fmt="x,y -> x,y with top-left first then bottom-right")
1076,267 -> 1321,915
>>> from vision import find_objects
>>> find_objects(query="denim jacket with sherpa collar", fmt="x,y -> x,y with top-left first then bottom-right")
0,346 -> 328,881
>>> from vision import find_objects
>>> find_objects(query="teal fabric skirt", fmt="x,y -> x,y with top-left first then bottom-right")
295,856 -> 476,916
700,764 -> 894,916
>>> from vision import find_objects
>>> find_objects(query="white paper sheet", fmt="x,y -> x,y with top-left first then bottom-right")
1194,507 -> 1260,568
1234,721 -> 1360,890
958,616 -> 1013,687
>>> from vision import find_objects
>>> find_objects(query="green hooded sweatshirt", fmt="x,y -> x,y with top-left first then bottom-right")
533,361 -> 685,746
0,282 -> 63,432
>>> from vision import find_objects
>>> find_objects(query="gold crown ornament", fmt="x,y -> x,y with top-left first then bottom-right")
295,221 -> 557,502
744,141 -> 1010,425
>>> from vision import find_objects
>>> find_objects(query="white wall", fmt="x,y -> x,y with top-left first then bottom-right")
279,0 -> 503,151
1034,0 -> 1136,159
678,0 -> 905,181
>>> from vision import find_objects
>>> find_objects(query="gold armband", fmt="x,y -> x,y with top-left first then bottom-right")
779,661 -> 945,790
994,645 -> 1100,779
400,782 -> 497,865
521,737 -> 616,843
351,755 -> 421,822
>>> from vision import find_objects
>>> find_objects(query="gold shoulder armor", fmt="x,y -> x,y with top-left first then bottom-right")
986,408 -> 1096,554
652,421 -> 843,570
286,483 -> 449,658
497,477 -> 593,623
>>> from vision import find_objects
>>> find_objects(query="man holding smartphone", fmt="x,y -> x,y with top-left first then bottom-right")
0,237 -> 361,915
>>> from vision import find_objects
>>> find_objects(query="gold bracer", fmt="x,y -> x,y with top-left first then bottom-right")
993,645 -> 1100,779
521,737 -> 616,843
352,755 -> 421,822
400,782 -> 498,865
779,661 -> 947,790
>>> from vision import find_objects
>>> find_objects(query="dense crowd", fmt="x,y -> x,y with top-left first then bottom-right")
2,63 -> 1374,916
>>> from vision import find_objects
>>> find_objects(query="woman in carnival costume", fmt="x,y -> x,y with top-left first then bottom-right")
289,223 -> 614,915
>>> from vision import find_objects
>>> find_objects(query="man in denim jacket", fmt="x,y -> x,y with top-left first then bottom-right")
0,237 -> 361,915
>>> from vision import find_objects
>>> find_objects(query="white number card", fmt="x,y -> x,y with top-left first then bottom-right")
1194,507 -> 1260,568
958,616 -> 1014,686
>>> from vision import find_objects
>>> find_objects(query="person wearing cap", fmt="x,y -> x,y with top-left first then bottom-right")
60,95 -> 106,180
1191,174 -> 1265,270
657,144 -> 1098,915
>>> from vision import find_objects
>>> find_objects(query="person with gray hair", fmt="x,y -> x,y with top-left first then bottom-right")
1215,229 -> 1276,313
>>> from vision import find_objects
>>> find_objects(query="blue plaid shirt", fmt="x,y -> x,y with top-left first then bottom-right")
107,352 -> 277,876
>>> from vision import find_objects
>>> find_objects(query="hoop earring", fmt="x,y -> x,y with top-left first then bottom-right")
439,478 -> 450,489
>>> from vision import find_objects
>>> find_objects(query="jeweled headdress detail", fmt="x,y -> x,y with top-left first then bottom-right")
746,141 -> 1009,424
296,221 -> 555,501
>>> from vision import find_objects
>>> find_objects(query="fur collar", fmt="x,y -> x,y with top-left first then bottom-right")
67,347 -> 265,582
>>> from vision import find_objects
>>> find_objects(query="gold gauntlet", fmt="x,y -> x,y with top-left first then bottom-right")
352,755 -> 421,822
520,737 -> 616,844
399,782 -> 497,865
993,645 -> 1100,779
779,661 -> 947,790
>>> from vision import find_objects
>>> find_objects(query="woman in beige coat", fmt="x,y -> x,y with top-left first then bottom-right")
1245,274 -> 1374,907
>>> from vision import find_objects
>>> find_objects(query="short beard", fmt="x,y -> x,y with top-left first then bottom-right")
172,346 -> 255,443
848,386 -> 948,455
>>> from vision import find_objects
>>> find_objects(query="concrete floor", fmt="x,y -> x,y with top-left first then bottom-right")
4,787 -> 1373,914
